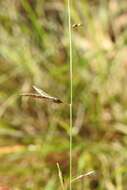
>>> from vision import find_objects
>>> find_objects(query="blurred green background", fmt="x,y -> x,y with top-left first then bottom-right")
0,0 -> 127,189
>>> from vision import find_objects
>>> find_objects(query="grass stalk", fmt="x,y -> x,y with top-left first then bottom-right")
57,163 -> 65,190
67,0 -> 73,189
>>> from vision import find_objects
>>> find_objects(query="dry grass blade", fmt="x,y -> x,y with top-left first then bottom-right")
71,171 -> 95,183
56,163 -> 65,190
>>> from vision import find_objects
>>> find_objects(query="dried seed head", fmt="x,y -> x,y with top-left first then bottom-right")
21,86 -> 63,104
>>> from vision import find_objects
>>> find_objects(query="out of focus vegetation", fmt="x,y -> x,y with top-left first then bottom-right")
0,0 -> 127,189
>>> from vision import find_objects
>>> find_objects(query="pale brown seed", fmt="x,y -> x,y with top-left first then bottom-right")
72,23 -> 83,28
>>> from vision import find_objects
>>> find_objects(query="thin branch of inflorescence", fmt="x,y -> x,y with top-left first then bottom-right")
57,163 -> 65,190
71,171 -> 96,183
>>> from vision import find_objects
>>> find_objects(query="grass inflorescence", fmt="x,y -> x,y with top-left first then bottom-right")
0,0 -> 127,189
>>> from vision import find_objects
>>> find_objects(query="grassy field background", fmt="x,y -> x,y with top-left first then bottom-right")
0,0 -> 127,189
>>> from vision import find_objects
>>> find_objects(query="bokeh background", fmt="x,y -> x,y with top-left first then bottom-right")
0,0 -> 127,189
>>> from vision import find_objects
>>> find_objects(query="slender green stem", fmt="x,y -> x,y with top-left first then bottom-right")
69,104 -> 72,189
67,0 -> 73,189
